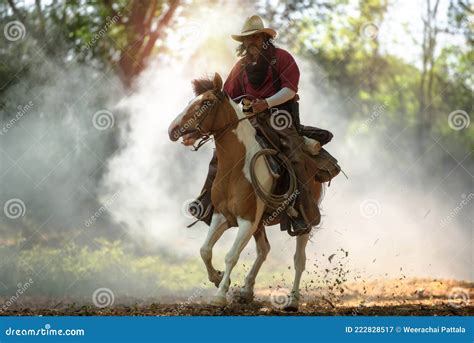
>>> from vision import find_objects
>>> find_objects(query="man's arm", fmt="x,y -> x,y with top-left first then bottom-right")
265,87 -> 296,108
253,87 -> 295,112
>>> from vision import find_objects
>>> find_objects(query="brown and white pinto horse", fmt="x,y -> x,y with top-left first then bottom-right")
168,73 -> 322,311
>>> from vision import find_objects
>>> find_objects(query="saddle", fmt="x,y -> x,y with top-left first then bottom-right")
255,124 -> 341,184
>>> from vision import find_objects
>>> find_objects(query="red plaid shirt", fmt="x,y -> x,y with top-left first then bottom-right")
224,47 -> 300,100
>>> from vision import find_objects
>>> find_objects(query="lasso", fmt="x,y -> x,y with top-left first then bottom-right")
250,149 -> 297,210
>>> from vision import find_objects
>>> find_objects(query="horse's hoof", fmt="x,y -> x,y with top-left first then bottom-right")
211,271 -> 224,288
283,305 -> 299,312
282,296 -> 299,312
212,274 -> 231,289
210,295 -> 227,307
236,290 -> 254,304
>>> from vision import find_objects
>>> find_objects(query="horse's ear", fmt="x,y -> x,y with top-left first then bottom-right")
213,72 -> 223,91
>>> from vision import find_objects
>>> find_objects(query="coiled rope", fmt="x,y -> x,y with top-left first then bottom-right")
249,149 -> 298,210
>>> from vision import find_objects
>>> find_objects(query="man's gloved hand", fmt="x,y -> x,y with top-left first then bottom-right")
252,98 -> 269,113
242,98 -> 253,113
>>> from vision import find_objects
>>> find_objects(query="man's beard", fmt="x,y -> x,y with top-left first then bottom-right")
244,45 -> 272,89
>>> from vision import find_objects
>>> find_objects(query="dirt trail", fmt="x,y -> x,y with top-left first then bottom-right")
1,278 -> 472,316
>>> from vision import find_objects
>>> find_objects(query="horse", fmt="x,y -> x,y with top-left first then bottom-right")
168,72 -> 323,311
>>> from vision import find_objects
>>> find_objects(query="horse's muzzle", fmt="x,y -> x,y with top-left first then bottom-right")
168,124 -> 181,142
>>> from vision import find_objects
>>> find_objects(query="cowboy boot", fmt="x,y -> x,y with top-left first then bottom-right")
278,127 -> 320,235
187,152 -> 217,227
286,192 -> 321,236
294,160 -> 321,227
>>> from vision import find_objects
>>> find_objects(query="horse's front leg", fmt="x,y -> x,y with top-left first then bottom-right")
211,216 -> 261,306
200,213 -> 228,287
237,226 -> 270,303
284,232 -> 310,312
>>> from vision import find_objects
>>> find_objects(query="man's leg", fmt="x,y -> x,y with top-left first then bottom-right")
188,151 -> 217,226
278,125 -> 320,232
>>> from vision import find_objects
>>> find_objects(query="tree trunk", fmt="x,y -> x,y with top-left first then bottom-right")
118,0 -> 180,89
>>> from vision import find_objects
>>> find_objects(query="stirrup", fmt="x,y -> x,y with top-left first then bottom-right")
186,190 -> 214,227
287,205 -> 314,236
286,206 -> 298,218
287,217 -> 311,236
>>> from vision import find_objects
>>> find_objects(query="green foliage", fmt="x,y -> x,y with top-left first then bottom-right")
0,240 -> 207,297
1,0 -> 471,149
0,240 -> 297,298
281,0 -> 472,152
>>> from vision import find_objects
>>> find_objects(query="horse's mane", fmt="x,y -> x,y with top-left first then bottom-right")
192,77 -> 214,96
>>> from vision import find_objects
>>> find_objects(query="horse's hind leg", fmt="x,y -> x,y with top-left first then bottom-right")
237,226 -> 270,303
284,232 -> 310,312
200,213 -> 228,287
211,217 -> 260,306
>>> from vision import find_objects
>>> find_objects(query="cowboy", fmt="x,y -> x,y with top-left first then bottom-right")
184,15 -> 320,234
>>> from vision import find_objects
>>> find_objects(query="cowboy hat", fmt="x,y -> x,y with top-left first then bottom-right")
231,15 -> 277,42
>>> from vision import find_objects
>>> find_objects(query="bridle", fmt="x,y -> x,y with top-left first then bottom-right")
180,92 -> 259,151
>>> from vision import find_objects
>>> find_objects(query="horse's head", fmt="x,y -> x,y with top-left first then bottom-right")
168,72 -> 225,142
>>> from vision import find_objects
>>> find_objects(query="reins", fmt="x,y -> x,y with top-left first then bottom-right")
190,94 -> 259,152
